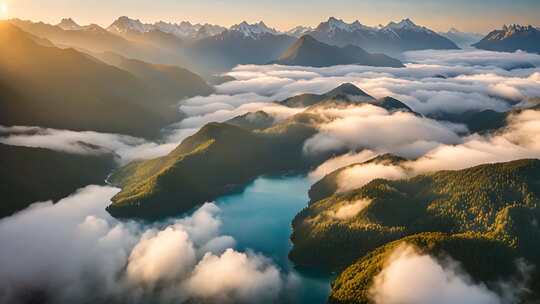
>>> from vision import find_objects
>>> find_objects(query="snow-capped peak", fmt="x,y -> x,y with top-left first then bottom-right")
327,17 -> 351,31
57,18 -> 82,31
106,16 -> 226,39
229,21 -> 280,38
385,18 -> 418,30
500,24 -> 538,39
154,21 -> 199,38
383,18 -> 432,34
287,26 -> 313,37
107,16 -> 151,34
317,17 -> 375,33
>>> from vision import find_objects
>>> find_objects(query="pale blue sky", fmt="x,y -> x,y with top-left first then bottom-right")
4,0 -> 540,33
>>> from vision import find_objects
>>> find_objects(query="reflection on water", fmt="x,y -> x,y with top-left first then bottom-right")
216,176 -> 331,304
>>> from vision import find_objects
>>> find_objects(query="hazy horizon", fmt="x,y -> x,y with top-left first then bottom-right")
2,0 -> 540,33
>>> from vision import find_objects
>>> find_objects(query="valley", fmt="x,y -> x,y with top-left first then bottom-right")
1,7 -> 540,304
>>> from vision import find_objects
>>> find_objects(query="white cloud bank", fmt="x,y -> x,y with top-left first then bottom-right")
302,104 -> 465,159
0,186 -> 285,304
218,49 -> 540,116
370,244 -> 504,304
314,109 -> 540,195
3,49 -> 539,167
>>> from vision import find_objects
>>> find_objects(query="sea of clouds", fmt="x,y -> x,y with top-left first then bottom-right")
1,48 -> 540,303
1,49 -> 539,165
0,186 -> 288,303
369,244 -> 531,304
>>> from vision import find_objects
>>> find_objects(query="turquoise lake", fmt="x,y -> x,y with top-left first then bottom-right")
215,176 -> 331,303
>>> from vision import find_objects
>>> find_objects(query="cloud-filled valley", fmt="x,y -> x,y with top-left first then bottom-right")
0,186 -> 286,304
2,46 -> 540,304
369,244 -> 529,304
1,49 -> 539,167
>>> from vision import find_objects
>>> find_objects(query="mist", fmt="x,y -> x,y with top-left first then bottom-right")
314,109 -> 540,195
0,187 -> 285,304
370,244 -> 503,304
370,244 -> 532,304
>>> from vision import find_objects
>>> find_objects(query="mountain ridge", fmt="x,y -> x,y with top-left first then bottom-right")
474,24 -> 540,54
274,35 -> 404,68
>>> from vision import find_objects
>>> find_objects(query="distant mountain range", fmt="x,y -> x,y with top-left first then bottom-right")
0,22 -> 212,138
106,83 -> 416,219
302,17 -> 459,55
474,24 -> 540,54
186,23 -> 296,71
8,16 -> 540,76
274,35 -> 404,68
107,16 -> 226,40
439,28 -> 484,48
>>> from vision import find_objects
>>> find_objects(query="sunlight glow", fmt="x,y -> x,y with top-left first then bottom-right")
1,3 -> 7,15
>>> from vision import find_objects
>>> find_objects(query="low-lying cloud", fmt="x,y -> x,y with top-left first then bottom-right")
0,186 -> 285,304
337,163 -> 409,193
2,49 -> 539,170
315,109 -> 540,195
329,199 -> 372,220
0,100 -> 300,165
0,125 -> 178,164
370,244 -> 505,304
303,104 -> 465,159
309,150 -> 378,180
217,49 -> 540,116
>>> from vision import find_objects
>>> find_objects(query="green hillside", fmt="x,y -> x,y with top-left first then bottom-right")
0,144 -> 114,218
0,23 -> 210,138
106,83 -> 425,219
328,232 -> 538,303
107,121 -> 318,219
290,159 -> 540,272
308,154 -> 407,204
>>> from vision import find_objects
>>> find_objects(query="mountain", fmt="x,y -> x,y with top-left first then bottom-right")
308,154 -> 408,204
308,159 -> 540,303
228,21 -> 280,38
93,51 -> 213,101
279,83 -> 414,114
7,18 -> 198,73
107,16 -> 226,40
107,16 -> 152,34
10,18 -> 140,53
0,143 -> 114,218
330,231 -> 539,304
106,121 -> 318,219
290,159 -> 540,272
439,27 -> 484,47
225,111 -> 275,130
106,83 -> 416,219
306,17 -> 459,55
9,19 -> 165,60
187,22 -> 296,71
473,24 -> 540,54
286,26 -> 314,37
274,35 -> 404,67
194,23 -> 227,40
56,18 -> 82,31
279,83 -> 376,108
380,18 -> 460,52
0,22 -> 207,137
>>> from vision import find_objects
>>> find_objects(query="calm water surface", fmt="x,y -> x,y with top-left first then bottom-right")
215,176 -> 331,304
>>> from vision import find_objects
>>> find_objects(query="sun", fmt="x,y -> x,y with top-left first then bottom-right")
1,3 -> 7,15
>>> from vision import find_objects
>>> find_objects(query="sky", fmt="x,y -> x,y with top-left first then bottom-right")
2,0 -> 540,33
